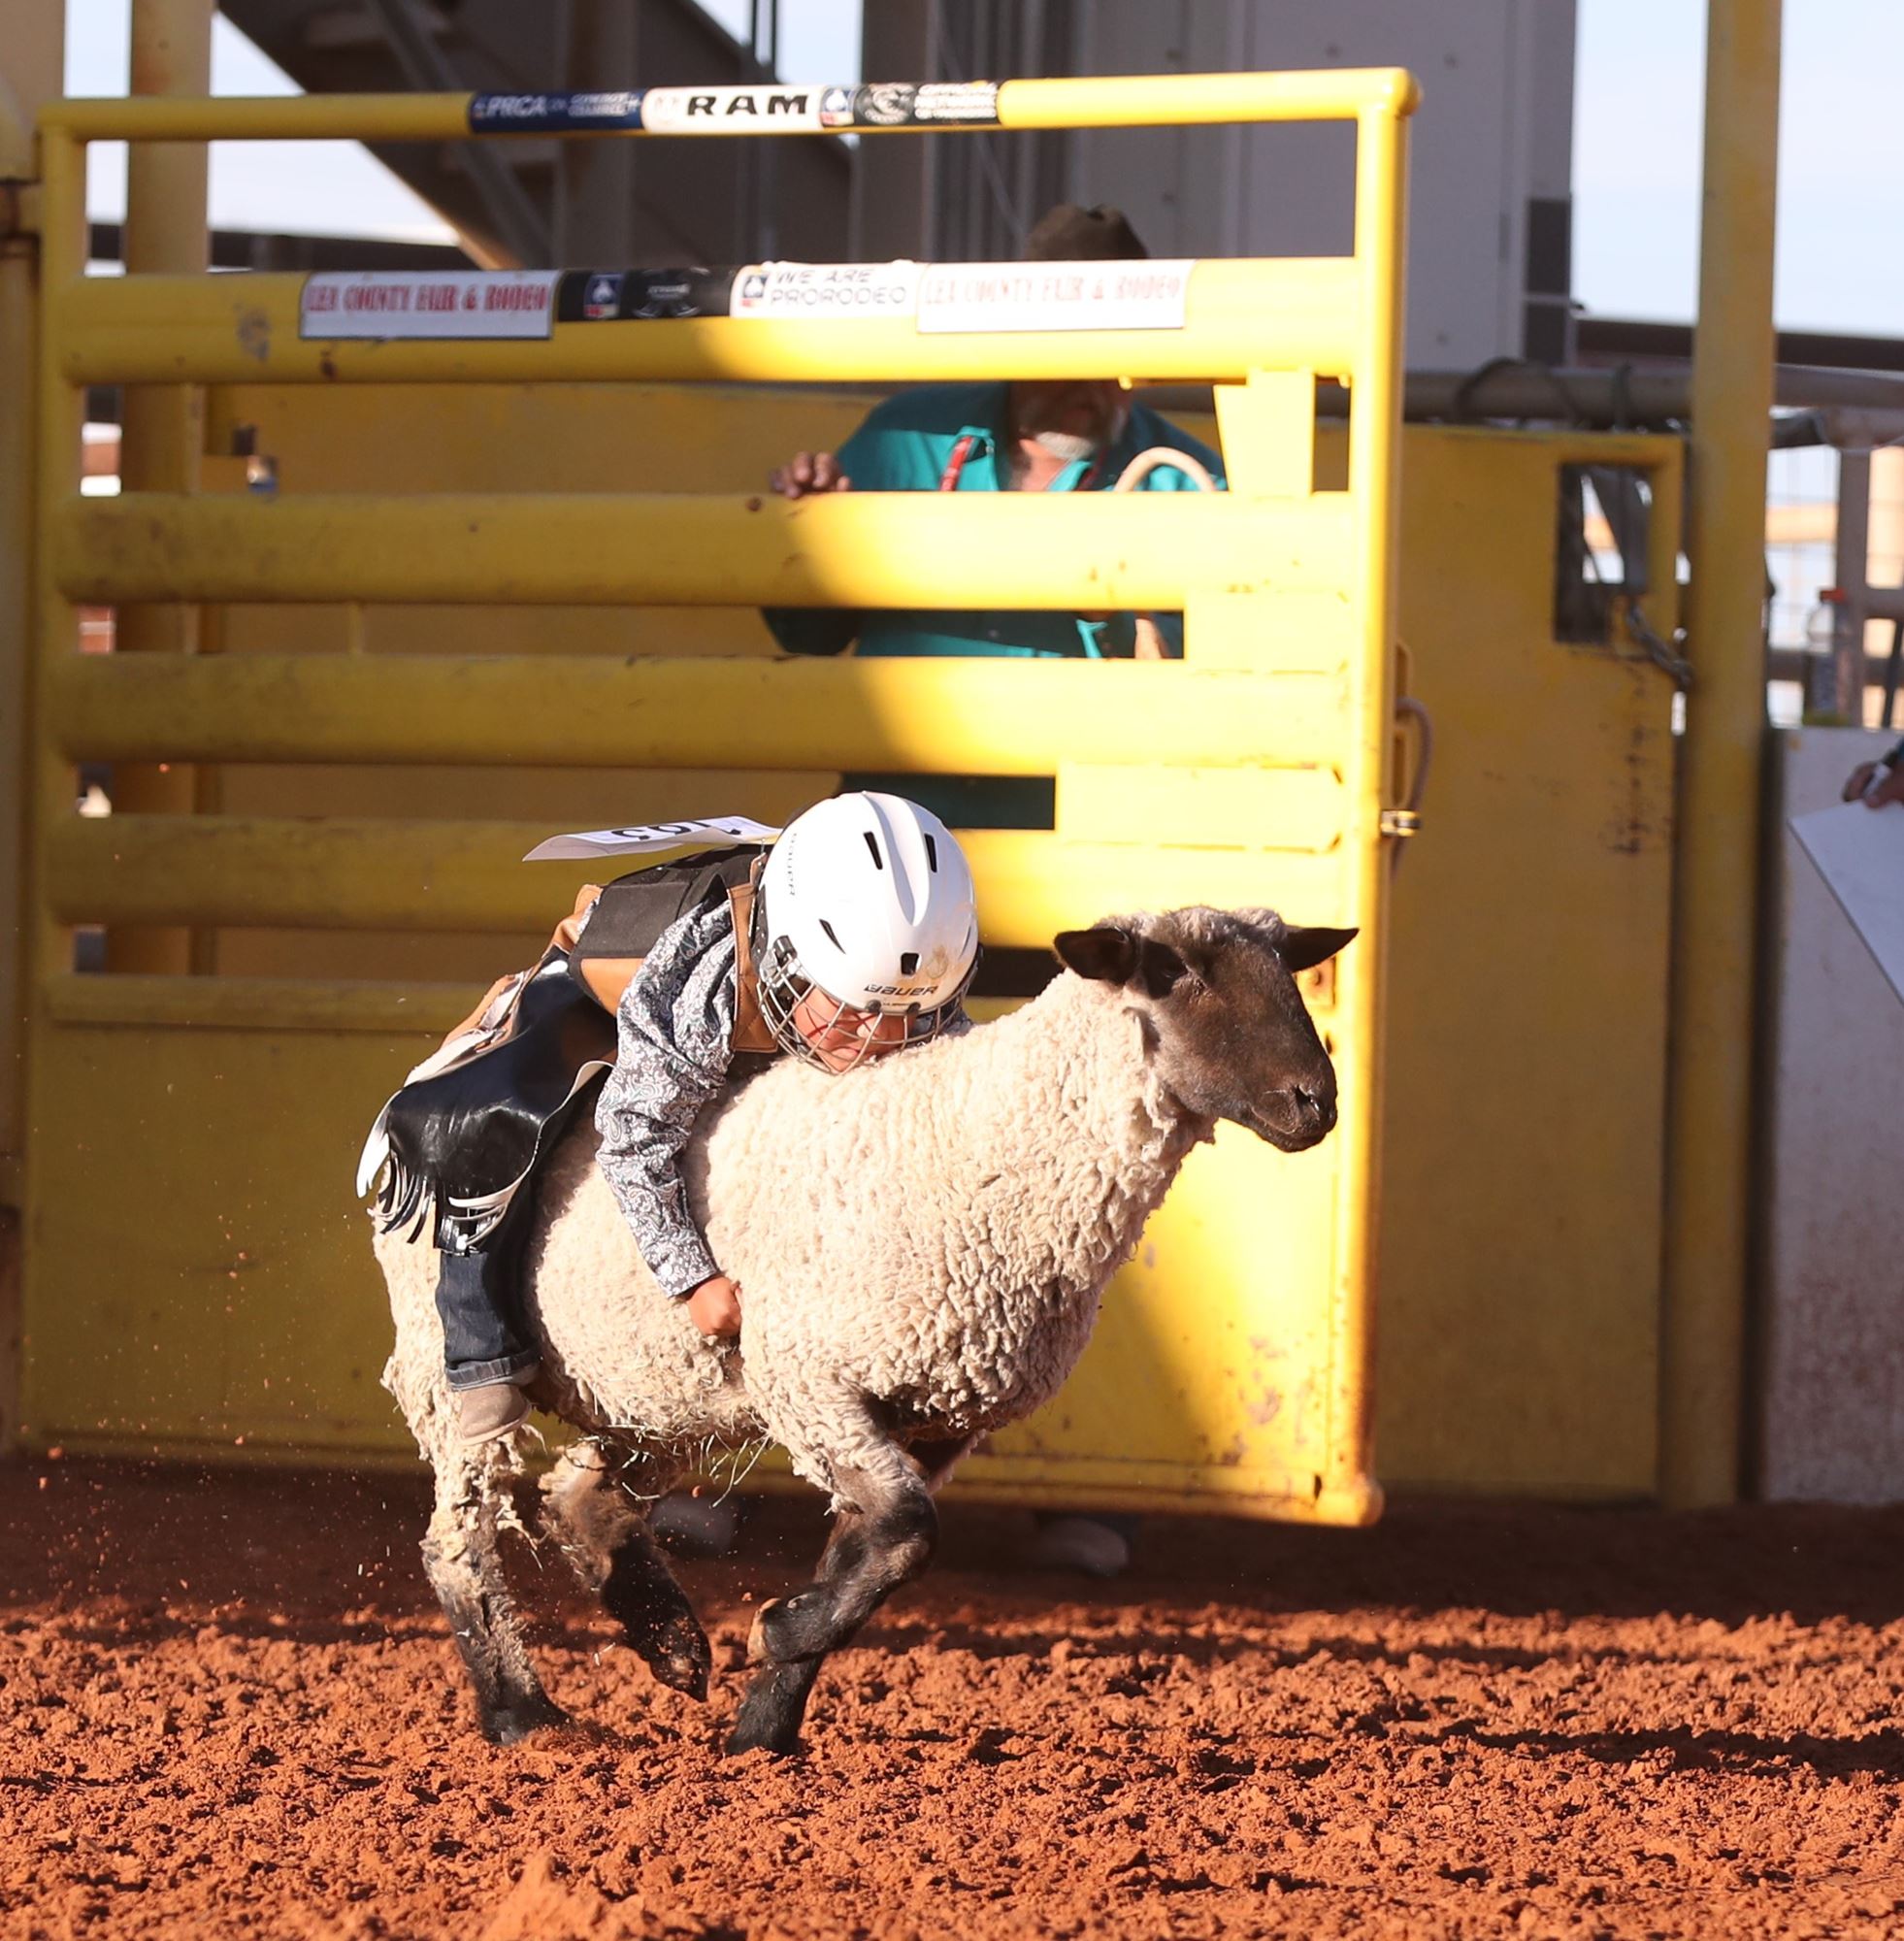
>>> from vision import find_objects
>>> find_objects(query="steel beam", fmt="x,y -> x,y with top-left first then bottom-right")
112,0 -> 213,976
1661,0 -> 1783,1508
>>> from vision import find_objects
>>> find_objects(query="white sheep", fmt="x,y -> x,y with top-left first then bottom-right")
376,905 -> 1353,1754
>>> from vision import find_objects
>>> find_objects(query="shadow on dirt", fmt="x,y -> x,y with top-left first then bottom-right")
1434,1721 -> 1904,1781
7,1457 -> 1904,1636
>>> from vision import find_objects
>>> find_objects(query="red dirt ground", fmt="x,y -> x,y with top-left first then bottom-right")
5,1459 -> 1904,1940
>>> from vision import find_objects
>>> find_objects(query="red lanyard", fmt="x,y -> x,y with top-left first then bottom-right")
936,434 -> 979,491
937,434 -> 1103,494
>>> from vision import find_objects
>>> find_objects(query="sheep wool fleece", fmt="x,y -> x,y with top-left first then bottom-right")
378,968 -> 1211,1509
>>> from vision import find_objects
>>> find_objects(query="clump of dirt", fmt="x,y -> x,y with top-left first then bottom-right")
474,1851 -> 706,1940
5,1457 -> 1904,1940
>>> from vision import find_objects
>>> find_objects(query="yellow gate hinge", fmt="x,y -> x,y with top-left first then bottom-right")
1380,807 -> 1421,839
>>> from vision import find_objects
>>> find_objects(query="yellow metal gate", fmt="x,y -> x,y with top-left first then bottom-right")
20,69 -> 1415,1522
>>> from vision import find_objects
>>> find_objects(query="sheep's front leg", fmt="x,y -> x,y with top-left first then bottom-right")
422,1452 -> 567,1745
729,1433 -> 968,1757
541,1439 -> 711,1700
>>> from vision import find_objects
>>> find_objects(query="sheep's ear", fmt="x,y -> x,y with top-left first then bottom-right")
1055,926 -> 1191,998
1054,925 -> 1138,985
1278,925 -> 1358,973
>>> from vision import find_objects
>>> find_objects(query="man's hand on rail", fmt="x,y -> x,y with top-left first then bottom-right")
1132,616 -> 1171,661
770,451 -> 852,499
1073,612 -> 1174,660
1843,760 -> 1904,809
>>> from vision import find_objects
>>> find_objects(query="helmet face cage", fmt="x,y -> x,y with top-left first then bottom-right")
753,918 -> 973,1073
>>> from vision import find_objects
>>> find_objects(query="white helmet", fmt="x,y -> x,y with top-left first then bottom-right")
756,793 -> 978,1068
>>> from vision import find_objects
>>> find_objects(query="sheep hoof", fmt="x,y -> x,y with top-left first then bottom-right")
746,1592 -> 828,1666
649,1615 -> 711,1701
660,1654 -> 709,1701
727,1685 -> 804,1758
479,1691 -> 570,1746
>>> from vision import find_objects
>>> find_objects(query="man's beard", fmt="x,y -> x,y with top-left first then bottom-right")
1011,382 -> 1131,463
1029,428 -> 1100,464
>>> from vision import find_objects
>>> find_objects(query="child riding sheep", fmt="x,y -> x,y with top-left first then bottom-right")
374,901 -> 1353,1752
367,794 -> 978,1443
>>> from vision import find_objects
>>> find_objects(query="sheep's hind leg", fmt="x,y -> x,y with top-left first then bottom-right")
541,1438 -> 711,1700
422,1451 -> 567,1745
729,1433 -> 966,1757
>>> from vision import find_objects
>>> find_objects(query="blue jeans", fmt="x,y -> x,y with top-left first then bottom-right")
435,1192 -> 540,1391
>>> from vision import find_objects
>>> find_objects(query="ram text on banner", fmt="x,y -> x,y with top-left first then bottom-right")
299,271 -> 559,342
640,84 -> 826,133
916,259 -> 1195,335
729,261 -> 922,319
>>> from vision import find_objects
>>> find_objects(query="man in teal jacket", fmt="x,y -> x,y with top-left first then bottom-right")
750,206 -> 1222,1583
764,203 -> 1226,833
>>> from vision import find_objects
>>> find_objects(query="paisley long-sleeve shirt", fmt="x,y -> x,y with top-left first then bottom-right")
593,898 -> 740,1299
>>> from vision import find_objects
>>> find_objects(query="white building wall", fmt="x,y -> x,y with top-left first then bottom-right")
1760,727 -> 1904,1503
1066,0 -> 1576,369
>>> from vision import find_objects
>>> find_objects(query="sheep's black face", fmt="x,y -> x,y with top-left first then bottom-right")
1053,907 -> 1355,1153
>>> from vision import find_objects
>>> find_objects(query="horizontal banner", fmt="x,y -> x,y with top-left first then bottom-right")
464,81 -> 1001,136
640,82 -> 827,132
555,268 -> 733,323
299,271 -> 559,341
468,90 -> 643,132
825,81 -> 1001,128
917,260 -> 1194,334
729,260 -> 922,319
302,260 -> 1197,340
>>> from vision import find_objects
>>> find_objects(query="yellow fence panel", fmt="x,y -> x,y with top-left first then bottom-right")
45,816 -> 1345,953
22,411 -> 1682,1501
1375,428 -> 1682,1497
52,491 -> 1356,609
25,1016 -> 436,1460
47,654 -> 1346,773
19,67 -> 1415,1528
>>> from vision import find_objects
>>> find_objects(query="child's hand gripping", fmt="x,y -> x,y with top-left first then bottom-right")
687,1273 -> 742,1340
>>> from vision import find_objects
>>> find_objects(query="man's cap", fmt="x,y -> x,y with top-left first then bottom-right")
1022,203 -> 1149,262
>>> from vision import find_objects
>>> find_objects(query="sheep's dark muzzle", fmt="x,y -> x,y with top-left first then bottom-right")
1234,1085 -> 1336,1153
